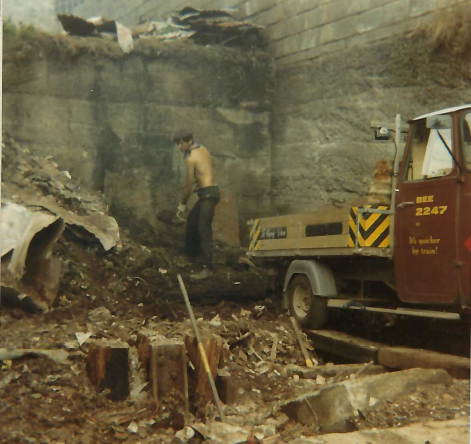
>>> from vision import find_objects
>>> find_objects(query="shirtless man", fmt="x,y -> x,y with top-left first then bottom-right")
173,129 -> 220,280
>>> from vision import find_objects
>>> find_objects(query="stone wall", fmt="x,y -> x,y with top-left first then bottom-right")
270,26 -> 471,214
68,0 -> 467,64
2,34 -> 273,245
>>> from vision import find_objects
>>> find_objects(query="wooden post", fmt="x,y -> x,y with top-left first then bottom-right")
86,341 -> 129,401
138,335 -> 189,414
217,368 -> 235,405
184,334 -> 224,410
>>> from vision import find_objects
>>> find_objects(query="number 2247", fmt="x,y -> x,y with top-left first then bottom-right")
415,206 -> 447,216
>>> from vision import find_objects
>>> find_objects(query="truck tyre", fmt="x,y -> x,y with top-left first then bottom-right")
288,274 -> 328,329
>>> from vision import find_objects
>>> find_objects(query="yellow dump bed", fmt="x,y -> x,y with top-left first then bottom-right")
248,205 -> 393,258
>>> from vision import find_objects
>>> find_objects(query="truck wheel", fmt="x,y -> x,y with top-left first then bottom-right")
288,275 -> 328,329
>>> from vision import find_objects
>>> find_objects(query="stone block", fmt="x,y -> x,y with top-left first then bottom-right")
238,0 -> 279,17
410,0 -> 439,16
357,1 -> 409,34
212,0 -> 250,11
318,418 -> 470,444
270,7 -> 324,42
324,15 -> 358,44
323,0 -> 396,23
282,368 -> 451,433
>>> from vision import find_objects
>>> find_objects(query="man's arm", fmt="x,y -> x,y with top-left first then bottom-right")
181,158 -> 196,205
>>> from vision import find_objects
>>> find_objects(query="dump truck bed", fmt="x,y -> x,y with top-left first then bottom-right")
248,205 -> 393,259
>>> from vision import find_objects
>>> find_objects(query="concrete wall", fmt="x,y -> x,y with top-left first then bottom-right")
3,34 -> 273,245
68,0 -> 468,64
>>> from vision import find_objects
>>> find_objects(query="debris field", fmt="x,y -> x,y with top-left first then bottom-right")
1,134 -> 469,444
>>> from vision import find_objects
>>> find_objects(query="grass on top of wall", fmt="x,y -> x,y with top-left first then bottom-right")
3,18 -> 37,38
426,4 -> 471,54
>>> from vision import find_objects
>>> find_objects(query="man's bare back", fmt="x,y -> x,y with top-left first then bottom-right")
187,145 -> 216,189
181,144 -> 216,204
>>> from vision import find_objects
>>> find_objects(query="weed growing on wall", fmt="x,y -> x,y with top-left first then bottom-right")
3,18 -> 36,38
426,4 -> 471,54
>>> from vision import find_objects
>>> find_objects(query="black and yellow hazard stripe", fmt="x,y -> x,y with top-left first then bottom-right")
249,219 -> 261,252
348,206 -> 390,248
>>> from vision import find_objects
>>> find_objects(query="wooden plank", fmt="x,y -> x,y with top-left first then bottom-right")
378,347 -> 470,380
305,330 -> 380,363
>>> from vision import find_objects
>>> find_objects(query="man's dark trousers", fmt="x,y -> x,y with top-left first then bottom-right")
185,186 -> 220,269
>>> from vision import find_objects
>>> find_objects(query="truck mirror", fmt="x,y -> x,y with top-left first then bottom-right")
426,115 -> 452,130
374,127 -> 391,140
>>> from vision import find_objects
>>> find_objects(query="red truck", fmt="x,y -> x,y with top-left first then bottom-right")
248,105 -> 471,328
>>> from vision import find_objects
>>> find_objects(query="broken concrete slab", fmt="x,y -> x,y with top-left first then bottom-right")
289,417 -> 470,444
284,362 -> 388,380
282,368 -> 452,434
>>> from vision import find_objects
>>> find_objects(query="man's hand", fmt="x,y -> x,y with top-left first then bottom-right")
176,203 -> 187,221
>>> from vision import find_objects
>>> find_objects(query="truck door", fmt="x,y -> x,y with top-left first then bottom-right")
395,114 -> 460,304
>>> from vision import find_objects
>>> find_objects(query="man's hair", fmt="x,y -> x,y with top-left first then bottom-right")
173,129 -> 193,144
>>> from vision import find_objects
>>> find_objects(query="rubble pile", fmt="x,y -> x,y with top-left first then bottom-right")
170,6 -> 265,47
0,141 -> 469,442
2,133 -> 107,216
57,6 -> 265,51
1,134 -> 275,312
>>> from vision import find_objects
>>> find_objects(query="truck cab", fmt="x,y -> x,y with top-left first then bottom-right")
395,105 -> 471,311
248,105 -> 471,327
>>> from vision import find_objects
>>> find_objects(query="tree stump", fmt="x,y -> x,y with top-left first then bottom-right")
184,334 -> 224,411
86,340 -> 130,401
